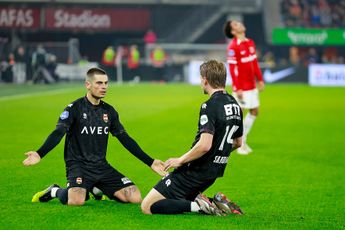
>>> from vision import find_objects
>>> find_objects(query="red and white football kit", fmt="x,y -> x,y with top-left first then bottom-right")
226,38 -> 263,92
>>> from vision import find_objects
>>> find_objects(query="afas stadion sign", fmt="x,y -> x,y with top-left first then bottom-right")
45,8 -> 149,30
0,7 -> 149,31
0,8 -> 40,29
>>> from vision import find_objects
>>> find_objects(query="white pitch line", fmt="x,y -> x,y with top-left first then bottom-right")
0,87 -> 81,102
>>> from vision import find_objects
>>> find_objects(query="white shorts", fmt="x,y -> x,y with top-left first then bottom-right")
233,88 -> 260,109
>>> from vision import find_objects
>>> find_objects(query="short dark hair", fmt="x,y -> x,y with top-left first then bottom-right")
200,60 -> 226,89
86,67 -> 106,81
223,20 -> 234,39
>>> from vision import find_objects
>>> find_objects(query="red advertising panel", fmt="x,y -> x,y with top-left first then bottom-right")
0,8 -> 40,29
45,8 -> 150,31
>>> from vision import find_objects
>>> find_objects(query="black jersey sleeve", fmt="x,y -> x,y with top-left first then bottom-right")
199,102 -> 216,135
109,108 -> 126,136
37,102 -> 77,158
116,132 -> 154,167
36,125 -> 66,158
232,106 -> 244,138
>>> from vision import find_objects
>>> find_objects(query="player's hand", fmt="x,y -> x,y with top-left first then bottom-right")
23,151 -> 41,166
151,159 -> 167,176
258,81 -> 265,91
237,90 -> 243,100
164,158 -> 183,171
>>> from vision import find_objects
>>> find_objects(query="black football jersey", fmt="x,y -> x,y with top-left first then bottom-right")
178,91 -> 243,180
56,96 -> 125,167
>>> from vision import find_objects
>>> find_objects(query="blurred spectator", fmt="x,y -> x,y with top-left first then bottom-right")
127,45 -> 140,69
150,46 -> 167,68
144,29 -> 157,45
14,45 -> 29,83
0,53 -> 15,82
102,46 -> 115,67
14,45 -> 26,62
262,51 -> 276,68
289,46 -> 301,65
8,53 -> 15,65
127,45 -> 140,80
280,0 -> 345,27
304,47 -> 319,65
31,45 -> 56,84
46,54 -> 59,82
150,45 -> 167,81
101,46 -> 116,80
32,45 -> 46,71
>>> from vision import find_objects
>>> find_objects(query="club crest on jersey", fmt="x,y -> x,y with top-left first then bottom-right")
249,46 -> 255,53
76,177 -> 82,185
200,115 -> 208,125
103,114 -> 108,123
228,49 -> 235,56
60,111 -> 69,120
83,113 -> 87,119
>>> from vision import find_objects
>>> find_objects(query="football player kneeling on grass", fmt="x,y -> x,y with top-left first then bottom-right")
23,67 -> 166,206
141,60 -> 244,216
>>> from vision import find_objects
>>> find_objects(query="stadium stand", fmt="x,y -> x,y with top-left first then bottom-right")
0,0 -> 344,84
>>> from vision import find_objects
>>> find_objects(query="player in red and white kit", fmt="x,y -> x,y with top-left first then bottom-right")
224,20 -> 264,155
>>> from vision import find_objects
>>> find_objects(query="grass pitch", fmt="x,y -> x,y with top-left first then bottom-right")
0,83 -> 344,229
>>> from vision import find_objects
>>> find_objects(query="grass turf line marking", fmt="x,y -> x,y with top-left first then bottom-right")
0,87 -> 81,102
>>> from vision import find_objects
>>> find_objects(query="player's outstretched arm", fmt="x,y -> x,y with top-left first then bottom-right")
23,151 -> 41,166
23,127 -> 66,166
150,159 -> 167,176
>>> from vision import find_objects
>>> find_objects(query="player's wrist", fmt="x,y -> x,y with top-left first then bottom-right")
147,158 -> 155,167
36,150 -> 44,159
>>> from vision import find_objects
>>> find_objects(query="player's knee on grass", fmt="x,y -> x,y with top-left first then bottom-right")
141,197 -> 153,214
67,187 -> 87,206
68,198 -> 85,206
114,185 -> 142,203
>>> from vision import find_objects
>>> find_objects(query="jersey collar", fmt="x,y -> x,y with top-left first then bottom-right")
84,96 -> 103,108
211,90 -> 226,97
236,37 -> 248,45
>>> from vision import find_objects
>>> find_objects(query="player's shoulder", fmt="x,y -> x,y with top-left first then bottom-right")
101,100 -> 114,109
213,91 -> 238,105
202,94 -> 219,110
228,38 -> 237,48
101,100 -> 118,114
247,38 -> 256,45
228,93 -> 239,104
63,97 -> 83,110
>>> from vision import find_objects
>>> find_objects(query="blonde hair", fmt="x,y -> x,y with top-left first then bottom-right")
200,60 -> 226,88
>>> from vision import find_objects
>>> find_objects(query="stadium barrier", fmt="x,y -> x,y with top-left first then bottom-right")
55,62 -> 99,81
187,60 -> 309,85
4,62 -> 345,87
309,64 -> 345,86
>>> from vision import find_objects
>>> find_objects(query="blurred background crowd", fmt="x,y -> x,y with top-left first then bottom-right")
0,0 -> 344,84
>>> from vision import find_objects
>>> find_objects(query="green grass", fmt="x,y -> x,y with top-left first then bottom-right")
0,83 -> 344,229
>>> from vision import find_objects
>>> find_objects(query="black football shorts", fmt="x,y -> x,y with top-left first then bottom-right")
154,171 -> 216,201
66,163 -> 135,198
